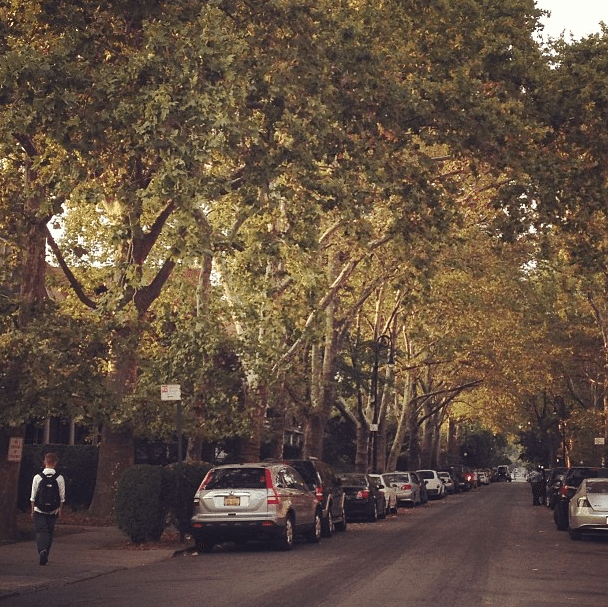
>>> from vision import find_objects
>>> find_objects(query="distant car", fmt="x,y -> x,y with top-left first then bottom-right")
284,458 -> 347,536
417,470 -> 446,499
339,473 -> 387,521
437,471 -> 455,494
190,463 -> 323,552
568,478 -> 608,539
477,469 -> 491,485
496,465 -> 512,482
554,467 -> 608,531
382,472 -> 422,507
370,474 -> 399,513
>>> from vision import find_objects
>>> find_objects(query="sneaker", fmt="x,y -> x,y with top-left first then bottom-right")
39,550 -> 48,565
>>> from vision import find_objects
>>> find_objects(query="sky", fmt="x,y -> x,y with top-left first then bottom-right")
535,0 -> 608,40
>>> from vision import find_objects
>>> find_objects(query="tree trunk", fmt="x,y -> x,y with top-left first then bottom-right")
88,425 -> 134,517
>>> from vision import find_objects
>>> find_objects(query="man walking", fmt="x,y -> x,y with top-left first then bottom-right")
30,452 -> 65,565
528,467 -> 543,506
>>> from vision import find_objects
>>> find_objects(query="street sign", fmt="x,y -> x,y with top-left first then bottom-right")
7,437 -> 24,462
595,437 -> 605,445
161,384 -> 181,401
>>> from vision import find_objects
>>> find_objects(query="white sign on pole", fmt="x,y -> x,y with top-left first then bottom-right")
595,437 -> 605,446
7,437 -> 24,462
161,384 -> 181,401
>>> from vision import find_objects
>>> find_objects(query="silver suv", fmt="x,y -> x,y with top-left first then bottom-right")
190,463 -> 323,552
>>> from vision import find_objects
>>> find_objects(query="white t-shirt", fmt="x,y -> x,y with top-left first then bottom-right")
31,467 -> 66,514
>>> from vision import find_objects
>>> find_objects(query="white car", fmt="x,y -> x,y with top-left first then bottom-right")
370,474 -> 399,513
437,471 -> 455,494
568,478 -> 608,539
416,470 -> 446,499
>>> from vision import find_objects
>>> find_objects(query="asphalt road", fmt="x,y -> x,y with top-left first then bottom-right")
3,482 -> 608,607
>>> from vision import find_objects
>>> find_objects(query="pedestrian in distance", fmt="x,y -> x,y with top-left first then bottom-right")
31,452 -> 65,565
527,467 -> 543,506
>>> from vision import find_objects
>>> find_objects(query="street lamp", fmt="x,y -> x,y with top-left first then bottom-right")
370,334 -> 394,473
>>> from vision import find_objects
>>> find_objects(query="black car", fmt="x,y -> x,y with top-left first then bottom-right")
438,466 -> 469,492
284,458 -> 347,537
339,473 -> 387,522
545,466 -> 567,508
553,467 -> 608,530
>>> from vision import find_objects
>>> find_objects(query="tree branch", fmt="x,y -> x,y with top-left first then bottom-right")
44,226 -> 97,309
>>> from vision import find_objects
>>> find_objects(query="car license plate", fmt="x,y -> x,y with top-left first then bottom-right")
224,496 -> 240,507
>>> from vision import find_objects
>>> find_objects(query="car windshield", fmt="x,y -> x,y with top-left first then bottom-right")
384,473 -> 409,483
205,468 -> 267,490
340,474 -> 367,487
586,480 -> 608,494
287,463 -> 315,484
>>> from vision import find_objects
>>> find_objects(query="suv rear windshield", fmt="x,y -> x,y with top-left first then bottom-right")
205,468 -> 267,490
418,471 -> 435,479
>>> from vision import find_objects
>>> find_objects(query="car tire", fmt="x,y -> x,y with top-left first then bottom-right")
368,502 -> 378,522
194,536 -> 215,554
554,503 -> 568,531
321,508 -> 333,538
307,510 -> 322,543
276,515 -> 295,551
334,505 -> 348,532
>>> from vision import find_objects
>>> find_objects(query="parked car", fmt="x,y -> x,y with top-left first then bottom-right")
417,470 -> 446,499
410,471 -> 429,503
339,473 -> 387,521
382,472 -> 422,507
284,458 -> 347,536
545,467 -> 567,508
568,478 -> 608,540
477,469 -> 491,485
553,467 -> 608,530
438,466 -> 469,492
495,465 -> 512,482
190,463 -> 323,552
370,473 -> 399,513
437,471 -> 455,494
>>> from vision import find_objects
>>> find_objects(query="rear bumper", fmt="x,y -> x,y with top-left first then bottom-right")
190,518 -> 285,542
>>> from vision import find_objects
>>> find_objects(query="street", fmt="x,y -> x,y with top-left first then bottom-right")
3,482 -> 608,607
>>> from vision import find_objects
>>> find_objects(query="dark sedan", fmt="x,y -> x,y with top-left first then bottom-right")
339,473 -> 386,522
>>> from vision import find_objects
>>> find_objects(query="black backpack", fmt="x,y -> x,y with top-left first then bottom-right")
35,472 -> 61,513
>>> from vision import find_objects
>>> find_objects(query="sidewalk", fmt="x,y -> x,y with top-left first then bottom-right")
0,525 -> 193,601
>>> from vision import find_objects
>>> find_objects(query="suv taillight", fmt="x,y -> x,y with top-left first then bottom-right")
315,486 -> 324,502
560,485 -> 569,497
356,490 -> 370,499
197,470 -> 213,492
266,468 -> 280,505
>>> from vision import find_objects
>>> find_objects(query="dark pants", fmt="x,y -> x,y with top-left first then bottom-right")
531,482 -> 544,505
34,512 -> 57,557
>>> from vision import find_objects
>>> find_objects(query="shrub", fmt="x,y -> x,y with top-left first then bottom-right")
114,465 -> 169,543
164,462 -> 213,535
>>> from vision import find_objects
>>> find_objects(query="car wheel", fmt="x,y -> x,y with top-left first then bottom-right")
307,510 -> 322,543
368,502 -> 378,522
276,515 -> 295,551
334,505 -> 348,532
194,536 -> 215,554
554,503 -> 568,531
321,508 -> 333,538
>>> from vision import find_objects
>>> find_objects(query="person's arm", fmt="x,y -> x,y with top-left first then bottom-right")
57,476 -> 66,517
30,475 -> 40,517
